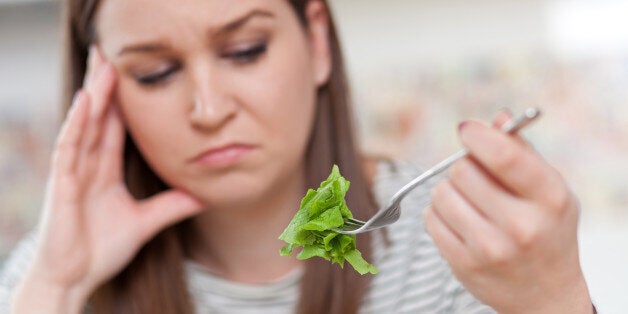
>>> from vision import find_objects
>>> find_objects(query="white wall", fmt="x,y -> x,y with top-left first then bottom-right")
0,2 -> 61,119
330,0 -> 549,73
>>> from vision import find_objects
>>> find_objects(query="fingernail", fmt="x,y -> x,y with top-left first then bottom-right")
458,121 -> 468,133
498,107 -> 513,116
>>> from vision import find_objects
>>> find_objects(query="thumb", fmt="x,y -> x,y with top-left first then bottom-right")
492,108 -> 513,129
136,190 -> 204,241
492,108 -> 532,148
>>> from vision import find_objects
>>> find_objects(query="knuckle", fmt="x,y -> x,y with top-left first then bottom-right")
478,240 -> 514,266
449,161 -> 468,184
430,181 -> 451,204
511,220 -> 540,249
57,175 -> 74,189
50,149 -> 61,165
546,187 -> 574,214
50,150 -> 68,171
493,146 -> 521,173
47,176 -> 80,204
55,138 -> 76,154
462,258 -> 481,273
55,138 -> 69,150
455,255 -> 480,275
59,180 -> 80,200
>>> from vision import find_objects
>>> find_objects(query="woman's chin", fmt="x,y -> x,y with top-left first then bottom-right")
186,182 -> 268,210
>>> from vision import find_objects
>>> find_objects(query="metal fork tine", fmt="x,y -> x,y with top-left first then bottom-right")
344,222 -> 363,227
347,218 -> 365,225
335,224 -> 361,231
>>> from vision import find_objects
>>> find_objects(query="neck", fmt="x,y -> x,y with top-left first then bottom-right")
187,170 -> 306,284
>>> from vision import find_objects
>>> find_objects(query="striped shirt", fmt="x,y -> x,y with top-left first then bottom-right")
0,160 -> 495,313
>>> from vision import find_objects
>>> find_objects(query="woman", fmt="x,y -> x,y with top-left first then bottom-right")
1,0 -> 594,313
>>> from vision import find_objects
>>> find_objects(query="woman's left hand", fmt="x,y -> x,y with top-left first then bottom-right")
424,110 -> 593,314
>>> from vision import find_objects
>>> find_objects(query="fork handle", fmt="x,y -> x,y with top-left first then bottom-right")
388,108 -> 541,203
501,107 -> 541,133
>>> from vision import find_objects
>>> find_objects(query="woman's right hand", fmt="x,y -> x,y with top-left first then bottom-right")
12,46 -> 204,313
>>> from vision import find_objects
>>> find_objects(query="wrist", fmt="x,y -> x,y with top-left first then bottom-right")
506,275 -> 593,314
12,271 -> 91,314
550,274 -> 594,314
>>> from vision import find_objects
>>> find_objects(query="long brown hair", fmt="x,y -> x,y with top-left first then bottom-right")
62,0 -> 377,313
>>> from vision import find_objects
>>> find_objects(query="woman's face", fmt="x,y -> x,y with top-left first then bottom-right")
95,0 -> 331,206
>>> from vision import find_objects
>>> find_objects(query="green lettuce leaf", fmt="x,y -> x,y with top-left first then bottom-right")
279,165 -> 379,275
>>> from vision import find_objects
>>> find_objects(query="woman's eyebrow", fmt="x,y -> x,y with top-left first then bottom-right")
116,9 -> 275,57
117,43 -> 169,57
219,9 -> 275,34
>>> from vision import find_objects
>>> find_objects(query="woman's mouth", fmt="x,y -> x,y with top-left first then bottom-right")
191,143 -> 255,169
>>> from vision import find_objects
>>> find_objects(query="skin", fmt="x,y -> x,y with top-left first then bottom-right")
10,0 -> 593,313
12,0 -> 331,312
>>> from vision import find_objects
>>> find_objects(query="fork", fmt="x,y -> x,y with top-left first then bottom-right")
334,107 -> 542,235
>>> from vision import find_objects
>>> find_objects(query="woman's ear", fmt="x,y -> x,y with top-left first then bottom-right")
305,1 -> 332,87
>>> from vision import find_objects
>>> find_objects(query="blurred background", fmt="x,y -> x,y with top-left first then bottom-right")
0,0 -> 626,312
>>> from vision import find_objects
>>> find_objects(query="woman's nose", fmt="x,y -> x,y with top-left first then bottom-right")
189,89 -> 237,131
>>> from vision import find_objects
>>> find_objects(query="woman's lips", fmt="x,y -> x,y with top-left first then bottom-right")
192,144 -> 254,169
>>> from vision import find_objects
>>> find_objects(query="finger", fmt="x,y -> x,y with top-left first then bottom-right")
492,108 -> 512,129
77,64 -> 116,179
83,64 -> 117,151
83,45 -> 104,88
423,206 -> 473,269
491,109 -> 529,147
458,121 -> 567,206
97,104 -> 126,183
136,190 -> 204,241
53,90 -> 90,177
431,180 -> 494,246
449,157 -> 530,233
88,63 -> 116,121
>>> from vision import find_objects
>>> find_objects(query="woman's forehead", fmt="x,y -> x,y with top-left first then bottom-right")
96,0 -> 290,24
94,0 -> 291,54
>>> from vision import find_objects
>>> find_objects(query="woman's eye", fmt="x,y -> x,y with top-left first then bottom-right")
135,65 -> 179,85
225,43 -> 267,64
